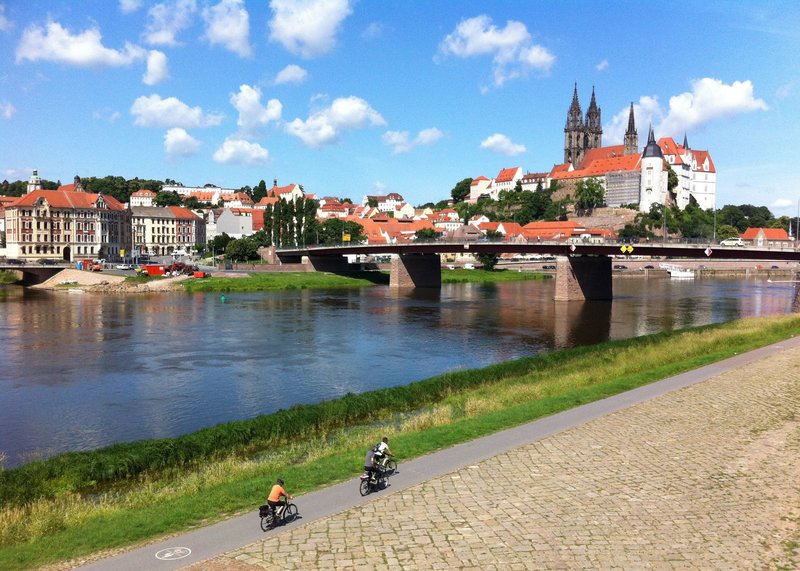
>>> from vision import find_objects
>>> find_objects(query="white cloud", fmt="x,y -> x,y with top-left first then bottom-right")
130,94 -> 224,128
776,82 -> 793,100
268,0 -> 352,58
0,4 -> 13,32
230,84 -> 282,132
604,95 -> 662,145
164,127 -> 201,157
383,127 -> 443,154
605,79 -> 768,144
1,101 -> 15,119
596,59 -> 609,71
119,0 -> 143,14
362,22 -> 382,40
771,198 -> 793,210
92,108 -> 122,123
144,0 -> 197,46
480,133 -> 525,156
286,95 -> 385,148
275,64 -> 308,85
142,50 -> 169,85
382,131 -> 412,154
213,137 -> 269,165
16,21 -> 146,66
202,0 -> 252,57
415,127 -> 444,145
437,15 -> 554,87
659,78 -> 768,135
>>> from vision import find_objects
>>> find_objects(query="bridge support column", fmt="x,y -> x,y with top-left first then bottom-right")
554,255 -> 612,301
793,272 -> 800,313
390,254 -> 441,288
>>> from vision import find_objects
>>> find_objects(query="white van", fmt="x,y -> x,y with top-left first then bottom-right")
720,238 -> 744,247
463,263 -> 475,270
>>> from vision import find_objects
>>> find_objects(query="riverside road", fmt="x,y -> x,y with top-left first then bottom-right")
76,336 -> 800,571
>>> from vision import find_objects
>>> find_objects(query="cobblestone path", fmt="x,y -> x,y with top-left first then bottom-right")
188,345 -> 800,570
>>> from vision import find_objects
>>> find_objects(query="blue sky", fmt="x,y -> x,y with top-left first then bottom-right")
1,1 -> 798,212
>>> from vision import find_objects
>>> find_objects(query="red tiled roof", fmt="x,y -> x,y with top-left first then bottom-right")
470,176 -> 489,185
167,205 -> 202,220
8,189 -> 125,210
554,154 -> 640,180
578,146 -> 626,169
495,167 -> 519,183
131,188 -> 157,197
740,227 -> 790,240
692,150 -> 716,173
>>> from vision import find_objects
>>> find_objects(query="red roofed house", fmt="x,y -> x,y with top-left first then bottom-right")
468,175 -> 492,203
267,179 -> 304,202
5,173 -> 131,261
740,228 -> 792,249
131,205 -> 205,257
491,167 -> 523,199
130,188 -> 157,207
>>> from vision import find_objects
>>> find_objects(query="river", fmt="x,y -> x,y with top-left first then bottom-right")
0,276 -> 795,467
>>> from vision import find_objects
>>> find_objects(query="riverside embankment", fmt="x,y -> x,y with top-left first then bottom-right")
1,315 -> 799,570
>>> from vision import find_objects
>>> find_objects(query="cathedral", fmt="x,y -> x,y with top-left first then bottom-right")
563,83 -> 604,165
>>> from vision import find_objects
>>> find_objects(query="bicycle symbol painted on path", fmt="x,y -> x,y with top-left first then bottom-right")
155,546 -> 192,561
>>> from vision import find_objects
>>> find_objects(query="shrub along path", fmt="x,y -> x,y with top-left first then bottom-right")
78,334 -> 800,570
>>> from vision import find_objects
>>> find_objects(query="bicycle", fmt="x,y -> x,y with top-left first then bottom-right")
259,500 -> 298,531
377,454 -> 397,476
359,469 -> 387,496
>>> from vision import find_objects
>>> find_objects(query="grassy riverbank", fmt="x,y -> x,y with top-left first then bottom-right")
1,315 -> 798,569
0,270 -> 19,285
181,268 -> 541,293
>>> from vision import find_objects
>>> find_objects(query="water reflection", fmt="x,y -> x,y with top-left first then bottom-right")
0,276 -> 795,466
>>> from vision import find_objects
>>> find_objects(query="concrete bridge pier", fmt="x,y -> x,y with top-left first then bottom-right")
390,254 -> 442,288
554,255 -> 612,301
793,272 -> 800,313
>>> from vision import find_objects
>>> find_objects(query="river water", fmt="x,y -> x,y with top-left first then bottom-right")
0,277 -> 795,467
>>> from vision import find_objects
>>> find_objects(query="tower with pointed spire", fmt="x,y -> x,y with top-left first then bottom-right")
564,84 -> 603,165
27,169 -> 43,194
623,103 -> 638,155
585,86 -> 602,150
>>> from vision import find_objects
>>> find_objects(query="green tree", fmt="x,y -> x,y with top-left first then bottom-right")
252,180 -> 268,203
318,219 -> 366,245
574,178 -> 605,215
715,224 -> 740,240
153,190 -> 183,206
414,227 -> 438,241
367,198 -> 378,208
450,178 -> 473,203
475,230 -> 502,270
666,164 -> 679,194
225,238 -> 259,262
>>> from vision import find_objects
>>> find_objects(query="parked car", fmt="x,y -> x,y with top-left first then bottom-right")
771,265 -> 780,269
643,264 -> 655,269
614,264 -> 628,270
5,258 -> 26,265
37,258 -> 58,265
542,264 -> 556,270
463,263 -> 475,270
720,238 -> 745,247
115,264 -> 133,270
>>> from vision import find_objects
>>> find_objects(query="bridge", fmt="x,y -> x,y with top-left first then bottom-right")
276,241 -> 800,301
0,262 -> 74,286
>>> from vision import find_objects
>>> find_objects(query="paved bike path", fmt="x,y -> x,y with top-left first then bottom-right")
76,335 -> 800,570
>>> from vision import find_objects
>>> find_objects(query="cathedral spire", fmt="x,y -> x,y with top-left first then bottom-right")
642,125 -> 663,158
585,84 -> 602,150
564,83 -> 585,164
624,102 -> 638,156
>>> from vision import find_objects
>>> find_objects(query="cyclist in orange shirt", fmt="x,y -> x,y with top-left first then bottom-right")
267,478 -> 292,517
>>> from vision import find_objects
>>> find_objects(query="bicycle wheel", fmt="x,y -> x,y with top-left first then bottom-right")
284,503 -> 298,522
260,513 -> 273,532
384,459 -> 397,475
359,479 -> 371,496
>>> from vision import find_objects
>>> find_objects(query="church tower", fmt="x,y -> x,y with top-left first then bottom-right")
584,86 -> 602,151
27,169 -> 43,194
564,83 -> 585,165
623,102 -> 638,155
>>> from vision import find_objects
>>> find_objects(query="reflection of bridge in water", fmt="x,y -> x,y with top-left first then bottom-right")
277,240 -> 800,302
